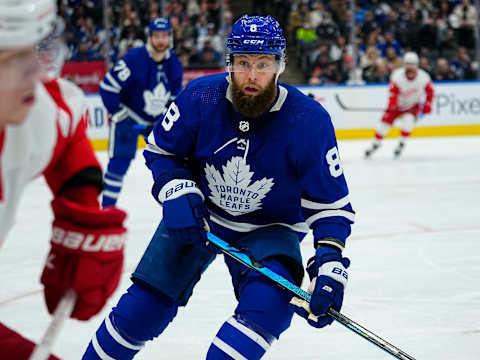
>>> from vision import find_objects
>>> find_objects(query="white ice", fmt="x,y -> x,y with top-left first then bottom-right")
0,136 -> 479,359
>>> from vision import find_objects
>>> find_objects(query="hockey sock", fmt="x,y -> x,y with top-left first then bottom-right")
207,259 -> 294,359
82,282 -> 178,360
206,314 -> 274,360
102,171 -> 124,207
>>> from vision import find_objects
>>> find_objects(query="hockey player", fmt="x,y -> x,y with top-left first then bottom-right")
0,0 -> 127,358
83,15 -> 354,359
365,51 -> 434,158
99,18 -> 183,207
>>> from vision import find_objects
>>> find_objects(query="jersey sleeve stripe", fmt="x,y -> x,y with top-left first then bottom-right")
145,132 -> 176,156
305,209 -> 355,226
100,81 -> 120,93
105,72 -> 122,91
301,195 -> 350,210
122,104 -> 151,125
145,143 -> 176,156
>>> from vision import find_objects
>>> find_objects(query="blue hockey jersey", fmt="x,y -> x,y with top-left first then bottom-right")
99,46 -> 183,124
144,73 -> 355,246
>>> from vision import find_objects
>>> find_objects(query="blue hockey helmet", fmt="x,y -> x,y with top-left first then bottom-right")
149,18 -> 171,34
226,15 -> 286,70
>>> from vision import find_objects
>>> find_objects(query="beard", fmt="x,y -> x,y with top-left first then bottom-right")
231,75 -> 277,119
152,42 -> 168,54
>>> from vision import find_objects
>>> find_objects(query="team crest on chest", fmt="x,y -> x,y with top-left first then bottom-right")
143,82 -> 170,116
204,156 -> 274,216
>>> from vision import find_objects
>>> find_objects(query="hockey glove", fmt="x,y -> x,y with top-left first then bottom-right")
421,102 -> 432,115
160,179 -> 210,245
290,246 -> 349,328
41,197 -> 127,321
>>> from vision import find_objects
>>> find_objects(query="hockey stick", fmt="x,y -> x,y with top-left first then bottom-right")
29,289 -> 77,360
206,232 -> 416,360
335,93 -> 385,112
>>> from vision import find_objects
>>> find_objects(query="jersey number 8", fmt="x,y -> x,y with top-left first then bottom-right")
326,146 -> 343,178
161,103 -> 180,131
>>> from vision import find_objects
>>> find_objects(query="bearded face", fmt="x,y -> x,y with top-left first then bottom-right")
150,31 -> 170,53
230,70 -> 277,119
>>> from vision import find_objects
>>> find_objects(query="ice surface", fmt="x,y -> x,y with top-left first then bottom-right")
1,136 -> 479,359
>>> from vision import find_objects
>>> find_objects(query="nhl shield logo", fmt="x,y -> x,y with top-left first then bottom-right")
238,120 -> 250,132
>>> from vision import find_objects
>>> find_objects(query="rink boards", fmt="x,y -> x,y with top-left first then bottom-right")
86,80 -> 480,150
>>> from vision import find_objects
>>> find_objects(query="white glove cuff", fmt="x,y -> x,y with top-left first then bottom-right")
158,179 -> 204,204
318,261 -> 348,288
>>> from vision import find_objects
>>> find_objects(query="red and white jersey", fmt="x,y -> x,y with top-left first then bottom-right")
388,67 -> 434,111
0,79 -> 100,245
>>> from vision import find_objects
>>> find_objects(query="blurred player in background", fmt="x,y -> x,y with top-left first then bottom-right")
99,18 -> 183,207
83,15 -> 354,360
0,0 -> 127,358
365,51 -> 434,158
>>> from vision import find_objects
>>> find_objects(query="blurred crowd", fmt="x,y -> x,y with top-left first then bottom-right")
287,0 -> 479,84
58,0 -> 232,69
59,0 -> 479,83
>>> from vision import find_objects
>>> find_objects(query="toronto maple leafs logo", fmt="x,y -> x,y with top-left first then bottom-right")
204,156 -> 275,216
143,83 -> 170,117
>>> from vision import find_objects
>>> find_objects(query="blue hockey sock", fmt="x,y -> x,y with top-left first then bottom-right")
206,315 -> 274,360
82,313 -> 143,359
102,171 -> 124,207
82,282 -> 178,360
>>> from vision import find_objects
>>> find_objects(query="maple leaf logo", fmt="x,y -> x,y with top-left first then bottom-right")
205,156 -> 274,216
143,83 -> 170,117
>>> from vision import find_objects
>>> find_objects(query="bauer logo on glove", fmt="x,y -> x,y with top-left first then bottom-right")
51,226 -> 125,252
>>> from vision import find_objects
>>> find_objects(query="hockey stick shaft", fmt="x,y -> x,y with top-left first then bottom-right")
29,289 -> 77,360
335,94 -> 385,112
206,232 -> 416,360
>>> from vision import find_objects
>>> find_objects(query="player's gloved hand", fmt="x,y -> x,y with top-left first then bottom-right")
386,105 -> 398,114
160,179 -> 210,245
421,102 -> 432,115
290,246 -> 349,328
41,197 -> 127,321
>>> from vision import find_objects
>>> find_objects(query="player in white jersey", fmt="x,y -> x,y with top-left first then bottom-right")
365,51 -> 434,158
0,1 -> 127,358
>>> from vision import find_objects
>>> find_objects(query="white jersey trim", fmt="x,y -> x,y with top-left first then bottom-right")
121,104 -> 151,125
100,81 -> 120,94
105,72 -> 122,91
301,195 -> 350,210
209,211 -> 309,233
145,131 -> 176,156
305,209 -> 355,226
270,85 -> 288,112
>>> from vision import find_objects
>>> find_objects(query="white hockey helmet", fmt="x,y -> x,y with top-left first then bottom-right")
0,0 -> 57,49
403,51 -> 419,66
